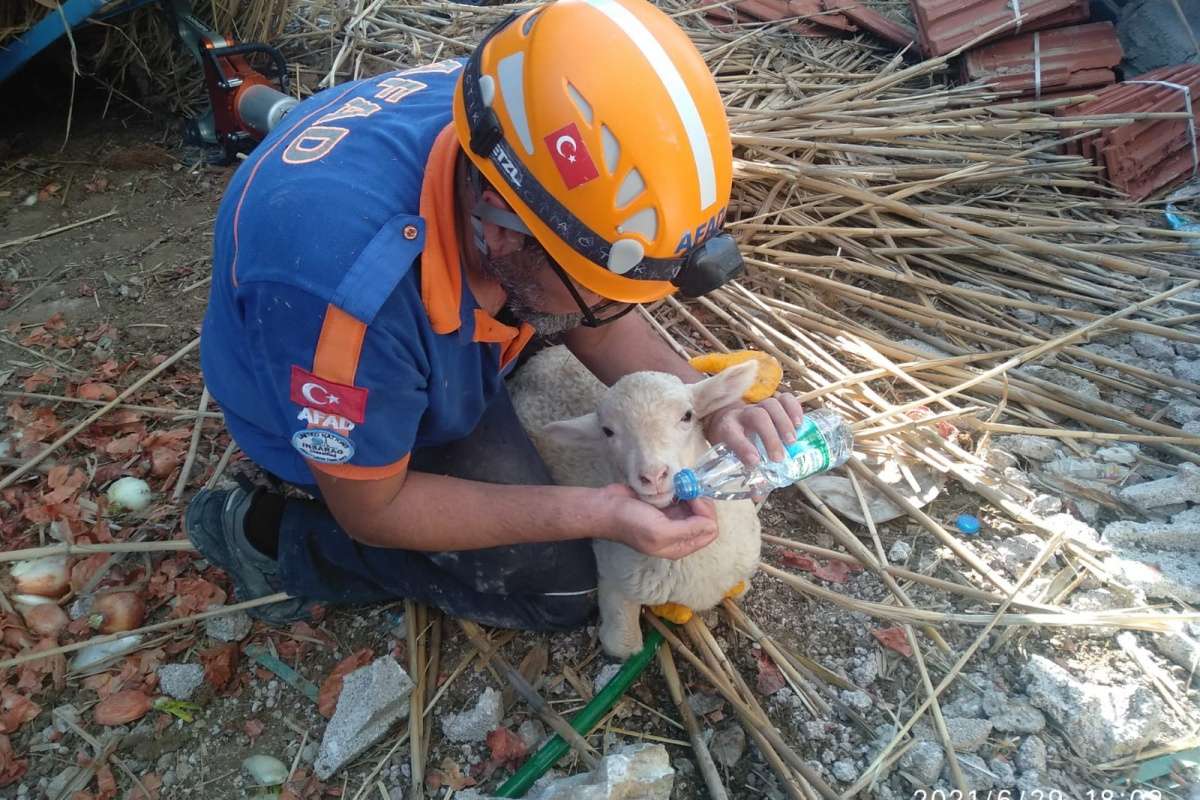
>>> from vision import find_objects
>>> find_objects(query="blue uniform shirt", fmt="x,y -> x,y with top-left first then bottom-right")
201,62 -> 533,486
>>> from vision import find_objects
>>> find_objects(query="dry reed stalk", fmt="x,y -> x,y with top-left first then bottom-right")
657,645 -> 729,800
406,600 -> 426,800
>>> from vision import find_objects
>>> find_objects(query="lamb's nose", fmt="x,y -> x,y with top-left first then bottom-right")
639,465 -> 670,487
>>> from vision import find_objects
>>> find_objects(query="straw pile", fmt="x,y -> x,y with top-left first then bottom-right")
231,2 -> 1200,794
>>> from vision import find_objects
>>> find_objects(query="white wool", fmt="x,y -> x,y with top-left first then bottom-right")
510,346 -> 763,659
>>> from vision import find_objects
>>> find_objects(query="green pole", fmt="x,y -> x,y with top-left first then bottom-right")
494,626 -> 665,797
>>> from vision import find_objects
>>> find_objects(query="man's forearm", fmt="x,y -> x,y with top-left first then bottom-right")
329,471 -> 614,551
564,311 -> 703,386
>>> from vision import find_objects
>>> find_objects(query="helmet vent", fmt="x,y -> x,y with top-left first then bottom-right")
617,207 -> 658,242
521,10 -> 541,36
600,125 -> 620,174
497,53 -> 534,155
567,83 -> 593,125
615,168 -> 645,208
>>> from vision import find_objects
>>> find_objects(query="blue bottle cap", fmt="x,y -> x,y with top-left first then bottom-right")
955,513 -> 981,535
673,469 -> 700,501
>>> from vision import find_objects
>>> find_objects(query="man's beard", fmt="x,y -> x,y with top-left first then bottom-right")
484,245 -> 583,337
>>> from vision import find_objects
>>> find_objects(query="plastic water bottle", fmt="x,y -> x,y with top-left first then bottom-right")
673,409 -> 853,501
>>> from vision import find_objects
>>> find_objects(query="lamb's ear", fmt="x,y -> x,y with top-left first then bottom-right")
690,360 -> 759,417
540,413 -> 606,446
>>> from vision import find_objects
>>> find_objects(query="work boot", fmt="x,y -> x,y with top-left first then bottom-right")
184,486 -> 312,624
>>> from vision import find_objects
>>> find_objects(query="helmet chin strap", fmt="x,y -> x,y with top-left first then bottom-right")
466,159 -> 531,256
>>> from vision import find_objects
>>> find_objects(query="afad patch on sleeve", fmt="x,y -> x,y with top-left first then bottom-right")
289,366 -> 368,424
292,429 -> 356,464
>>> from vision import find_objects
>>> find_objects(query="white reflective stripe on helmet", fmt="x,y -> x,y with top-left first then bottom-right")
582,0 -> 717,211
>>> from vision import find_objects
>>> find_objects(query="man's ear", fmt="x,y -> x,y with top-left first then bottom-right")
479,189 -> 526,257
690,360 -> 759,417
540,413 -> 606,446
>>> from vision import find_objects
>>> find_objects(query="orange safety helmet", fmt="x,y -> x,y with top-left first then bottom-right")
452,0 -> 739,306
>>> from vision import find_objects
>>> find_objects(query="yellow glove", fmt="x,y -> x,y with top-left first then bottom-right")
689,350 -> 783,403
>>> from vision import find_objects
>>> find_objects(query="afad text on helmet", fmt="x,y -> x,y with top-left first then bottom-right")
674,207 -> 728,255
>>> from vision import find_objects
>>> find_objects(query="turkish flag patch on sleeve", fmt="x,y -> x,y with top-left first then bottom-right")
544,122 -> 600,190
289,366 -> 368,424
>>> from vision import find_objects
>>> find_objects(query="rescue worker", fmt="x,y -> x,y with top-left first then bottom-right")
186,0 -> 804,630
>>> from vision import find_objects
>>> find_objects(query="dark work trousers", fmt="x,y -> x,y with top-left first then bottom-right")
273,385 -> 599,631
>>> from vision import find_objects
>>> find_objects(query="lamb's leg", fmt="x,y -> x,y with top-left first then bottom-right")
598,581 -> 644,660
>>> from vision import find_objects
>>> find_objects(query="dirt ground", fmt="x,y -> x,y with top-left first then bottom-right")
1,87 -> 1196,800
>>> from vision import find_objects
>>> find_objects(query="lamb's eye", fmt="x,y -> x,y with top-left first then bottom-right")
681,410 -> 694,423
602,426 -> 615,438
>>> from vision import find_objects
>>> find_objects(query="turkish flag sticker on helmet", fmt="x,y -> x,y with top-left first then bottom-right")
544,122 -> 599,190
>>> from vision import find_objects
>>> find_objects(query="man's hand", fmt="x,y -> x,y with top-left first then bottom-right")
705,393 -> 805,466
601,485 -> 718,559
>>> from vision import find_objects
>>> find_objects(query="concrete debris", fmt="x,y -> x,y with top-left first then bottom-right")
464,744 -> 673,800
992,534 -> 1049,576
1173,359 -> 1200,384
803,456 -> 941,524
1185,421 -> 1200,435
1043,457 -> 1129,483
981,691 -> 1046,733
441,687 -> 504,744
1118,463 -> 1200,510
988,757 -> 1016,788
841,690 -> 873,711
1066,588 -> 1126,638
1022,366 -> 1100,401
1152,621 -> 1200,673
899,740 -> 944,786
1023,655 -> 1163,761
710,723 -> 746,768
315,656 -> 414,780
1016,736 -> 1047,773
1104,547 -> 1200,603
1095,445 -> 1139,465
1131,332 -> 1177,361
832,760 -> 858,783
593,663 -> 622,696
1104,506 -> 1200,551
157,664 -> 205,701
887,540 -> 912,564
995,435 -> 1058,462
1165,401 -> 1200,426
954,753 -> 995,792
204,609 -> 253,643
1042,514 -> 1105,551
985,448 -> 1019,470
1028,494 -> 1062,516
941,718 -> 993,752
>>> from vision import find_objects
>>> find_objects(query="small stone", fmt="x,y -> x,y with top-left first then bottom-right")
981,691 -> 1045,733
157,664 -> 205,701
1131,332 -> 1176,361
993,534 -> 1046,577
831,760 -> 857,783
940,718 -> 992,752
899,741 -> 944,786
941,694 -> 983,719
1173,359 -> 1200,384
955,753 -> 995,792
710,723 -> 746,768
315,656 -> 414,780
841,690 -> 872,711
686,693 -> 723,717
441,687 -> 504,744
1153,622 -> 1200,672
1029,494 -> 1062,516
1066,589 -> 1124,638
887,540 -> 912,564
1096,445 -> 1139,465
1043,457 -> 1129,483
593,663 -> 622,696
1042,514 -> 1103,549
204,610 -> 252,643
300,739 -> 319,765
1016,736 -> 1047,773
243,754 -> 289,786
1023,654 -> 1163,761
989,757 -> 1016,788
518,719 -> 547,752
997,435 -> 1059,461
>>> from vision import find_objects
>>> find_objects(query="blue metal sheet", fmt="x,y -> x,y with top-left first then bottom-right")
0,0 -> 121,83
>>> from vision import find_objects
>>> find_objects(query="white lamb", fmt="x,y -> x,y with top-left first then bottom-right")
509,345 -> 763,659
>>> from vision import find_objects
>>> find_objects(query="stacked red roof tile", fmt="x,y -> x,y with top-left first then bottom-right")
962,22 -> 1123,98
910,0 -> 1089,57
1058,65 -> 1200,201
705,0 -> 917,48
